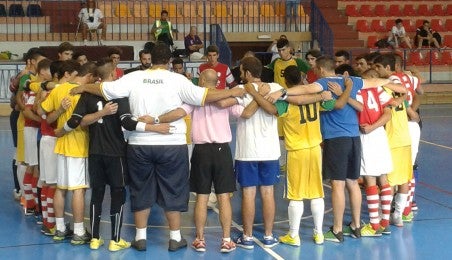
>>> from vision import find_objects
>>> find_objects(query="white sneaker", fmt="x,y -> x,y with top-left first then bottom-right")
99,39 -> 104,46
83,39 -> 88,46
13,189 -> 21,201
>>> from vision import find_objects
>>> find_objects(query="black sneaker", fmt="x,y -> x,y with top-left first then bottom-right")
168,237 -> 187,251
71,231 -> 91,245
53,224 -> 74,242
131,239 -> 147,251
324,227 -> 344,243
343,223 -> 362,238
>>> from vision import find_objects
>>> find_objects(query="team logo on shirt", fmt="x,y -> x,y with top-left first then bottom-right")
143,79 -> 163,84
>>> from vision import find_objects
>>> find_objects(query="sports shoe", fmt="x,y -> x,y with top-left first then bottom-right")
343,224 -> 361,238
83,39 -> 88,46
41,225 -> 55,236
35,214 -> 43,225
262,236 -> 279,248
390,214 -> 404,227
131,239 -> 147,251
53,225 -> 73,241
168,237 -> 187,251
24,208 -> 35,216
191,238 -> 206,252
313,229 -> 324,245
109,238 -> 131,252
380,226 -> 391,235
71,231 -> 91,245
234,234 -> 254,250
90,238 -> 104,250
220,239 -> 236,253
279,233 -> 301,246
402,212 -> 414,222
280,164 -> 287,172
13,189 -> 22,201
360,223 -> 382,237
324,227 -> 344,243
411,201 -> 418,211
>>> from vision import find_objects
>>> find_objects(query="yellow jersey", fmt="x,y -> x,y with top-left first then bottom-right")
384,88 -> 411,148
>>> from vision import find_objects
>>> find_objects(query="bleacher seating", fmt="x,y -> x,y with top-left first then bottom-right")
388,5 -> 401,16
359,5 -> 373,16
431,4 -> 445,16
402,5 -> 416,16
417,4 -> 430,16
9,4 -> 25,17
370,19 -> 386,32
345,5 -> 359,17
374,5 -> 386,17
26,4 -> 42,17
0,4 -> 6,17
431,19 -> 445,32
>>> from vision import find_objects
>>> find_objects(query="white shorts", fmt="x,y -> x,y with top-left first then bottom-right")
408,121 -> 421,165
360,126 -> 393,176
24,126 -> 38,166
86,21 -> 101,30
39,135 -> 58,184
57,155 -> 89,190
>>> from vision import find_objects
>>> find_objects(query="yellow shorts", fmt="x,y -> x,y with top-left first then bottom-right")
286,146 -> 324,200
16,112 -> 25,163
387,146 -> 412,186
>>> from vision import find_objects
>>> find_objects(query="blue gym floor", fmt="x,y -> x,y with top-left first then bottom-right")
0,104 -> 451,260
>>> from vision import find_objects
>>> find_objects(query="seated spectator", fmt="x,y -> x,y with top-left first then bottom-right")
78,0 -> 106,45
107,47 -> 124,79
184,26 -> 205,61
151,10 -> 174,48
415,20 -> 441,49
232,51 -> 273,85
171,57 -> 192,80
124,49 -> 152,75
388,19 -> 413,49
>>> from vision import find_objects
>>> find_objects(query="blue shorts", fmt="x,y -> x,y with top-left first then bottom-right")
235,160 -> 280,187
127,144 -> 189,212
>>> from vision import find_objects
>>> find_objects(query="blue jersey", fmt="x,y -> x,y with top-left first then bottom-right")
315,76 -> 363,139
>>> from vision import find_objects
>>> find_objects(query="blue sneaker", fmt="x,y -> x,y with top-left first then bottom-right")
234,234 -> 254,250
262,236 -> 279,248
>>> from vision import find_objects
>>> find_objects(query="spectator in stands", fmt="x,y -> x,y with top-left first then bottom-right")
124,49 -> 152,75
285,0 -> 301,32
57,42 -> 74,61
171,57 -> 192,80
78,0 -> 106,46
107,47 -> 124,79
334,50 -> 350,67
388,19 -> 413,49
184,26 -> 205,61
198,45 -> 236,89
73,52 -> 88,65
151,10 -> 174,48
232,51 -> 273,85
415,20 -> 442,50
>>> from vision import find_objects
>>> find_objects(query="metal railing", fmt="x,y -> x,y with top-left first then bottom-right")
310,0 -> 333,56
0,0 -> 311,42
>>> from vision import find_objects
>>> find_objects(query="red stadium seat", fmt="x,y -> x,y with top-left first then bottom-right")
441,50 -> 452,65
345,5 -> 359,17
431,19 -> 445,32
415,19 -> 424,29
371,19 -> 386,32
404,20 -> 416,33
367,35 -> 378,48
431,4 -> 444,16
447,5 -> 452,16
356,19 -> 371,32
374,5 -> 387,16
388,5 -> 401,16
359,5 -> 373,16
386,19 -> 395,31
425,50 -> 442,65
443,35 -> 452,48
417,5 -> 430,16
445,19 -> 452,32
402,5 -> 416,16
407,51 -> 426,66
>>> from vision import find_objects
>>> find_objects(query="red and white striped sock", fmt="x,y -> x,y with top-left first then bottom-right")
31,175 -> 39,212
366,185 -> 380,230
403,178 -> 416,216
46,186 -> 56,228
41,186 -> 48,226
23,171 -> 35,210
379,184 -> 393,227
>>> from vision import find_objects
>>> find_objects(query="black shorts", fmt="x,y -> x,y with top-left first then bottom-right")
127,144 -> 189,212
322,137 -> 361,181
190,143 -> 236,194
89,154 -> 127,189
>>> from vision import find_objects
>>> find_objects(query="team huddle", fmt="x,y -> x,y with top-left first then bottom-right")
9,39 -> 421,253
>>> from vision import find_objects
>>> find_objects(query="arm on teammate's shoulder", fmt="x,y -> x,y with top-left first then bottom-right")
389,93 -> 407,107
411,93 -> 422,112
362,78 -> 391,89
383,82 -> 407,94
245,83 -> 277,115
348,98 -> 363,112
215,97 -> 239,108
80,101 -> 118,127
333,78 -> 352,109
204,87 -> 245,104
407,106 -> 420,122
70,83 -> 102,97
240,100 -> 259,119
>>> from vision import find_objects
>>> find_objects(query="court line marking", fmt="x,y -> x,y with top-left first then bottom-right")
420,140 -> 452,150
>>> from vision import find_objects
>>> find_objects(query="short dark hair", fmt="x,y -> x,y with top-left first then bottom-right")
57,60 -> 80,80
315,56 -> 335,73
423,20 -> 429,25
161,10 -> 168,16
374,53 -> 396,71
240,56 -> 262,78
78,62 -> 96,77
151,42 -> 172,65
73,51 -> 86,61
139,48 -> 151,59
284,65 -> 301,87
107,47 -> 122,57
57,42 -> 74,54
50,60 -> 63,78
171,57 -> 184,66
335,64 -> 357,76
305,49 -> 322,59
334,50 -> 350,60
23,48 -> 44,62
206,45 -> 219,54
395,18 -> 403,24
37,58 -> 52,73
276,38 -> 289,49
95,58 -> 114,80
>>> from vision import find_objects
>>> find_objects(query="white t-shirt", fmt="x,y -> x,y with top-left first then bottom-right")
101,69 -> 207,145
79,8 -> 103,29
234,82 -> 282,161
391,26 -> 406,37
